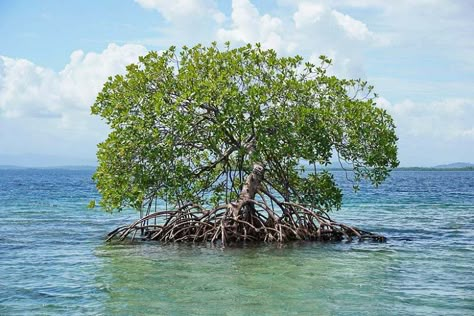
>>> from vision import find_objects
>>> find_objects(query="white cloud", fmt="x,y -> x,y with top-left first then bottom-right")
216,0 -> 388,79
379,98 -> 474,140
0,43 -> 147,120
0,44 -> 147,164
133,0 -> 225,49
135,0 -> 225,24
217,0 -> 285,51
0,57 -> 58,118
331,9 -> 388,45
334,0 -> 473,67
293,2 -> 325,29
377,97 -> 474,165
331,9 -> 370,41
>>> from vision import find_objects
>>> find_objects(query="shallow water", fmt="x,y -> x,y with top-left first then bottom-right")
0,169 -> 473,315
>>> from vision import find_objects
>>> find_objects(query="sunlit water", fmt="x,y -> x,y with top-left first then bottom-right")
0,169 -> 473,315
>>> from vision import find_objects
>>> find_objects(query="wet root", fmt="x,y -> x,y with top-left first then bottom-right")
106,200 -> 386,245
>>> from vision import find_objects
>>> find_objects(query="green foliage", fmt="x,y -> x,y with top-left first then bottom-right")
298,171 -> 343,211
91,43 -> 398,212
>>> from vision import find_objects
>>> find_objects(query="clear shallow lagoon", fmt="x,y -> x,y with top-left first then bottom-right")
0,169 -> 473,315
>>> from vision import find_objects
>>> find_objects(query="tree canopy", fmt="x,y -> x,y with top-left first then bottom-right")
92,43 -> 398,215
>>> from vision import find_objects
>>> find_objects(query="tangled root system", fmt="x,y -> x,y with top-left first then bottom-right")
107,198 -> 386,246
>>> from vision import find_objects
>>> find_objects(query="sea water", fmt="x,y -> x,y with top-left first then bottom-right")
0,169 -> 473,315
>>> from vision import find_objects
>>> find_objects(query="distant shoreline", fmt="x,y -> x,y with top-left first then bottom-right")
0,165 -> 97,170
1,165 -> 473,172
327,167 -> 474,172
394,167 -> 474,171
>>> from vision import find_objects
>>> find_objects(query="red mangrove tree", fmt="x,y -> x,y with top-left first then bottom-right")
91,43 -> 398,245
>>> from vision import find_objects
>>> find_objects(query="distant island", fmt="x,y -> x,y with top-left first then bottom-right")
395,166 -> 474,171
394,162 -> 474,171
432,162 -> 474,169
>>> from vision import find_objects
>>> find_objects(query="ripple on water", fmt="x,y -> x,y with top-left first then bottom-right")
0,169 -> 473,315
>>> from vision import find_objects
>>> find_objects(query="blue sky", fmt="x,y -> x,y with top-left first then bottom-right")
1,0 -> 473,166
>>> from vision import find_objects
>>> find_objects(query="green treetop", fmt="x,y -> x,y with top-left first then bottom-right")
92,43 -> 398,214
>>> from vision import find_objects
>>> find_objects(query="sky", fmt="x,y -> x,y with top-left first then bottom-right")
0,0 -> 473,167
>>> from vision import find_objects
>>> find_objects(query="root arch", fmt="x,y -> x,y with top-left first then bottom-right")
107,198 -> 385,244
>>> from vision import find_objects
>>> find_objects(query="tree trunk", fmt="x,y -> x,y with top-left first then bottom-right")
229,163 -> 265,218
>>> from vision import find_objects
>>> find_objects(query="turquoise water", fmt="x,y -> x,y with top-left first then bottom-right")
0,169 -> 473,315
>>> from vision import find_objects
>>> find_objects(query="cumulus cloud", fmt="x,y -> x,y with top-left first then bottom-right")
0,44 -> 147,165
216,0 -> 388,79
379,98 -> 474,140
293,2 -> 325,28
217,0 -> 285,51
377,97 -> 474,166
331,10 -> 388,45
292,3 -> 386,44
0,57 -> 58,118
0,43 -> 147,120
134,0 -> 225,49
135,0 -> 225,23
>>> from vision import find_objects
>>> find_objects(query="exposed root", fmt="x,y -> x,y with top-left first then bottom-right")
106,199 -> 386,245
107,164 -> 386,245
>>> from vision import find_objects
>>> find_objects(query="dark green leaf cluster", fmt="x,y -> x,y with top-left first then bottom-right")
91,43 -> 398,212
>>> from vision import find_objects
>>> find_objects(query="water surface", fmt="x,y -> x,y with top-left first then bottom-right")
0,169 -> 473,315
